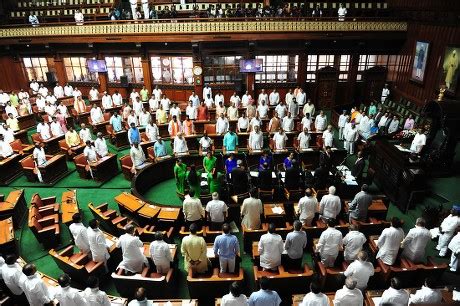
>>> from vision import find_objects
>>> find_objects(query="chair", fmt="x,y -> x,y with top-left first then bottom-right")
9,139 -> 34,155
31,133 -> 43,144
284,187 -> 302,201
187,268 -> 244,299
20,155 -> 36,182
147,146 -> 156,160
258,188 -> 275,201
203,124 -> 216,135
112,266 -> 174,299
119,155 -> 133,180
73,153 -> 89,179
88,202 -> 133,235
30,193 -> 60,213
28,211 -> 60,249
49,245 -> 105,283
242,223 -> 268,254
59,139 -> 84,158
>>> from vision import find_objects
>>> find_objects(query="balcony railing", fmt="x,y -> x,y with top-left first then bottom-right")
0,17 -> 407,39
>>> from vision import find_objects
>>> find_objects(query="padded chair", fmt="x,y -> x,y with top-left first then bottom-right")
28,211 -> 60,249
73,153 -> 89,179
88,202 -> 133,235
242,223 -> 269,254
49,245 -> 105,283
10,139 -> 34,155
119,155 -> 133,180
59,139 -> 84,158
20,155 -> 36,182
350,217 -> 390,236
111,266 -> 174,299
147,146 -> 156,161
203,124 -> 216,135
376,258 -> 418,286
30,193 -> 60,213
187,268 -> 244,299
31,133 -> 43,144
137,225 -> 174,242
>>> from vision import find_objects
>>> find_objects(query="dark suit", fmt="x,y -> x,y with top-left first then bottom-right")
231,167 -> 249,195
319,151 -> 332,173
258,168 -> 273,189
314,167 -> 328,190
285,167 -> 301,190
351,157 -> 365,183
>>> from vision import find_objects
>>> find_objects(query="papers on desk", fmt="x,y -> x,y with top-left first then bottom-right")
299,148 -> 314,152
337,166 -> 358,186
272,206 -> 284,214
110,298 -> 126,305
226,150 -> 236,154
280,172 -> 285,178
105,238 -> 115,249
249,171 -> 277,179
200,181 -> 208,187
201,173 -> 208,179
206,247 -> 215,258
395,145 -> 412,153
453,290 -> 460,302
336,165 -> 349,172
430,227 -> 440,239
372,297 -> 382,305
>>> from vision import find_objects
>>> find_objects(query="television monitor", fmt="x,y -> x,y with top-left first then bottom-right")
87,60 -> 107,73
239,59 -> 263,73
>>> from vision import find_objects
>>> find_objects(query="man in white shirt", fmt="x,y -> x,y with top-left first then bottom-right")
216,113 -> 229,135
79,123 -> 93,143
21,263 -> 53,306
282,112 -> 294,132
249,125 -> 263,151
410,128 -> 427,154
259,223 -> 284,271
152,85 -> 162,101
344,123 -> 359,154
30,80 -> 40,94
448,230 -> 460,272
82,276 -> 111,306
296,88 -> 306,107
64,83 -> 73,97
54,273 -> 87,305
241,190 -> 263,230
241,91 -> 251,107
204,94 -> 214,108
300,281 -> 329,306
37,120 -> 51,140
319,186 -> 341,220
316,218 -> 343,267
5,102 -> 18,119
409,278 -> 442,305
285,89 -> 294,105
376,217 -> 405,265
297,127 -> 311,151
401,217 -> 431,263
1,124 -> 14,143
38,84 -> 48,98
387,115 -> 400,134
116,224 -> 148,274
130,142 -> 147,173
268,89 -> 279,106
53,83 -> 64,98
205,192 -> 227,229
437,208 -> 460,257
189,91 -> 200,108
315,110 -> 327,132
273,128 -> 288,151
74,9 -> 84,24
237,113 -> 249,132
333,277 -> 363,306
338,110 -> 348,140
257,100 -> 269,119
101,92 -> 113,110
344,251 -> 374,290
138,108 -> 151,127
275,101 -> 287,119
73,87 -> 82,100
379,277 -> 409,306
249,114 -> 261,132
0,135 -> 14,158
230,92 -> 241,108
214,91 -> 225,105
185,101 -> 197,120
302,99 -> 315,117
220,282 -> 248,306
145,119 -> 159,142
173,133 -> 188,155
2,255 -> 24,297
343,224 -> 367,262
89,87 -> 99,101
94,133 -> 108,158
90,104 -> 104,124
227,102 -> 238,121
112,90 -> 123,106
216,102 -> 226,118
69,213 -> 91,254
149,232 -> 173,274
203,84 -> 212,100
297,188 -> 317,226
87,219 -> 111,268
182,190 -> 205,226
338,3 -> 347,21
35,94 -> 46,111
381,83 -> 390,103
84,141 -> 98,168
322,125 -> 334,148
168,103 -> 180,120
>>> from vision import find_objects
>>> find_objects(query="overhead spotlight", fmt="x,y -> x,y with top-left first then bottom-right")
165,42 -> 168,46
88,43 -> 93,48
135,42 -> 142,48
26,44 -> 30,47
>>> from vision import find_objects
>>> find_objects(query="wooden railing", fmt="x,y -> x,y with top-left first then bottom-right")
0,17 -> 408,39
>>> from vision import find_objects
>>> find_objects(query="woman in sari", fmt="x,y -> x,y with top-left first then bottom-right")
174,158 -> 187,194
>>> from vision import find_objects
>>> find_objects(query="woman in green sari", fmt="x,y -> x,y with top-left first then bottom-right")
207,168 -> 224,194
203,151 -> 217,173
186,164 -> 202,197
174,158 -> 187,194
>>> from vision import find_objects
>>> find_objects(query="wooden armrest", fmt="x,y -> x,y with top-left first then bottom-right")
85,260 -> 104,273
112,216 -> 127,225
37,205 -> 57,215
38,225 -> 59,234
58,245 -> 75,257
37,215 -> 59,226
103,210 -> 117,220
96,202 -> 109,211
41,196 -> 57,204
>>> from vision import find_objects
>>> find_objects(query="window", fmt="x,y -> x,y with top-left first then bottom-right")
255,55 -> 298,83
357,54 -> 378,81
22,57 -> 49,82
203,56 -> 242,84
150,56 -> 193,85
305,55 -> 335,82
105,56 -> 143,83
339,55 -> 351,81
357,54 -> 404,81
64,57 -> 98,82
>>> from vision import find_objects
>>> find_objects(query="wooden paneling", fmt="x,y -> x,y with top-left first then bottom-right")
393,23 -> 460,105
0,56 -> 28,91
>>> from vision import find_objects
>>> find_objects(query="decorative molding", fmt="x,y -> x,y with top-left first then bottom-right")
0,20 -> 408,39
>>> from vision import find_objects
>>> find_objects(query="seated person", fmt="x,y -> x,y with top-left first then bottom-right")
231,160 -> 249,195
205,192 -> 228,230
319,186 -> 341,221
315,219 -> 343,267
258,223 -> 284,271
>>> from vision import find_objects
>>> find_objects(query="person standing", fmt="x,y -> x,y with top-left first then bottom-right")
297,188 -> 318,226
343,224 -> 367,262
241,189 -> 263,230
338,110 -> 348,140
206,192 -> 227,230
149,232 -> 172,274
284,220 -> 307,270
376,217 -> 405,265
220,282 -> 248,306
181,223 -> 209,274
213,223 -> 240,273
378,277 -> 409,306
21,264 -> 53,306
437,208 -> 460,257
299,281 -> 329,306
82,276 -> 111,306
116,224 -> 147,274
87,219 -> 110,270
315,219 -> 343,267
333,277 -> 363,305
319,186 -> 341,221
343,251 -> 375,290
69,213 -> 90,255
54,273 -> 87,305
348,184 -> 373,223
183,190 -> 205,228
174,158 -> 187,194
401,217 -> 431,263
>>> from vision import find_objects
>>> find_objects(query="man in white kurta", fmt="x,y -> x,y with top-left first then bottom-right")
241,91 -> 251,107
297,128 -> 311,151
268,89 -> 279,106
2,255 -> 25,296
112,91 -> 123,106
173,133 -> 188,155
94,133 -> 108,157
102,92 -> 113,109
333,278 -> 363,306
343,224 -> 367,262
37,121 -> 51,140
64,84 -> 73,97
130,142 -> 147,170
230,92 -> 241,108
315,111 -> 327,132
90,105 -> 104,124
69,213 -> 91,254
54,274 -> 87,306
152,86 -> 162,101
89,87 -> 99,101
54,85 -> 64,98
448,231 -> 460,272
376,218 -> 405,265
282,113 -> 294,132
116,224 -> 147,274
145,120 -> 159,142
296,88 -> 306,107
275,101 -> 287,119
410,129 -> 427,154
297,188 -> 317,226
379,277 -> 409,306
401,217 -> 431,263
21,264 -> 53,306
248,126 -> 263,151
344,123 -> 359,154
258,223 -> 284,270
322,125 -> 334,148
285,89 -> 294,105
273,129 -> 288,151
437,209 -> 460,256
186,101 -> 197,120
79,124 -> 92,143
87,220 -> 110,267
338,110 -> 348,140
149,232 -> 172,274
343,251 -> 374,290
257,89 -> 268,105
256,101 -> 269,119
316,219 -> 343,267
408,278 -> 442,305
216,114 -> 229,135
319,186 -> 341,220
241,192 -> 263,229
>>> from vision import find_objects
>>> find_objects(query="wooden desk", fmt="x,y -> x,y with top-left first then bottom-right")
344,199 -> 387,220
0,217 -> 17,256
112,130 -> 130,149
103,231 -> 119,254
292,293 -> 335,306
137,203 -> 161,221
76,111 -> 91,125
90,154 -> 118,182
0,189 -> 27,229
14,129 -> 29,144
142,243 -> 177,260
365,288 -> 454,306
0,153 -> 23,185
61,189 -> 79,225
92,121 -> 109,137
157,207 -> 181,223
263,203 -> 286,225
17,113 -> 36,130
368,235 -> 380,255
43,135 -> 65,154
39,154 -> 69,184
145,300 -> 197,306
115,192 -> 145,214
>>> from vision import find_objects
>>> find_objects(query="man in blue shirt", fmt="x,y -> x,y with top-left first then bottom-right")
153,136 -> 168,158
248,276 -> 282,306
223,128 -> 238,152
284,220 -> 307,270
109,112 -> 122,132
259,151 -> 272,170
128,122 -> 140,145
225,153 -> 237,175
213,223 -> 240,273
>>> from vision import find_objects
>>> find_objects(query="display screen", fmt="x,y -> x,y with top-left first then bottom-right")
87,60 -> 107,73
239,59 -> 263,73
